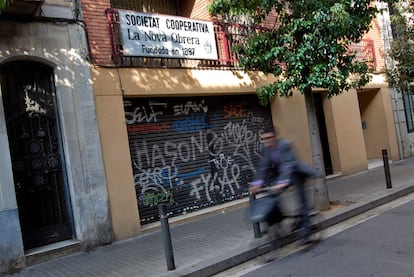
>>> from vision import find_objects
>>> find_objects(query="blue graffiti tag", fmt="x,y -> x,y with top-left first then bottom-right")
172,113 -> 217,134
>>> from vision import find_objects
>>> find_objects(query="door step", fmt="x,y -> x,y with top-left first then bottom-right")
25,240 -> 81,266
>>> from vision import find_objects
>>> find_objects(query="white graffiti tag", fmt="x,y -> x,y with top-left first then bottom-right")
190,154 -> 240,201
125,101 -> 167,124
173,99 -> 208,116
134,165 -> 178,194
209,153 -> 233,169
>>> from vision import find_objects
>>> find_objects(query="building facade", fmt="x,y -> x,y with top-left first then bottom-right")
0,0 -> 113,273
376,1 -> 414,159
82,0 -> 399,240
0,0 -> 402,274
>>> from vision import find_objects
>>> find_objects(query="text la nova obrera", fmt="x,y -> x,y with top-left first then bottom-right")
119,10 -> 218,60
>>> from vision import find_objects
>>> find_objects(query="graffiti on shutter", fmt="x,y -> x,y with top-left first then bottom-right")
124,95 -> 273,224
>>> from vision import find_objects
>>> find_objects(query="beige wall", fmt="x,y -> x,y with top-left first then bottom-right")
91,66 -> 276,237
271,93 -> 312,164
92,67 -> 140,239
92,66 -> 398,237
359,88 -> 399,161
359,89 -> 386,159
118,68 -> 275,96
381,88 -> 399,161
326,90 -> 368,174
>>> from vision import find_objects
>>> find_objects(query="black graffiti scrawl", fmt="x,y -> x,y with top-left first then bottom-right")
124,95 -> 273,224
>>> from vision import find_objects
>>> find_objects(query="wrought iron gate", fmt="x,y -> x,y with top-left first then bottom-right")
0,62 -> 72,250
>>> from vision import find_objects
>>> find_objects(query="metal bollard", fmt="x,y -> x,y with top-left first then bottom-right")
158,204 -> 176,270
382,149 -> 392,189
249,193 -> 262,238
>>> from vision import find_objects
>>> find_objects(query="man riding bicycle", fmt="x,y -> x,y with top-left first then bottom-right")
250,126 -> 316,245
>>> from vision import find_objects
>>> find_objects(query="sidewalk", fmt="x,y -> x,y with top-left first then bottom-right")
7,157 -> 414,277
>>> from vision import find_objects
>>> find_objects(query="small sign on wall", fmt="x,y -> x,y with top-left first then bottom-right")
118,10 -> 218,60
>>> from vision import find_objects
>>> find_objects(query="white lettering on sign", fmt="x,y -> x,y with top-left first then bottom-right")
118,10 -> 218,60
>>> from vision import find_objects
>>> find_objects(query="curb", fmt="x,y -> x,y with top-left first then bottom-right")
164,184 -> 414,277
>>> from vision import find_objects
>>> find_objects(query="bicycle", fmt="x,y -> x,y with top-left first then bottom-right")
249,186 -> 323,244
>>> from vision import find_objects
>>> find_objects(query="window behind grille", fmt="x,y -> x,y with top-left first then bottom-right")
403,94 -> 414,133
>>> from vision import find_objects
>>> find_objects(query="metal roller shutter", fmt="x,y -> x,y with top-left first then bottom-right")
124,94 -> 273,224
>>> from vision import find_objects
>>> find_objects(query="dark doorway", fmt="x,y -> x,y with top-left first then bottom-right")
313,93 -> 333,175
0,61 -> 72,250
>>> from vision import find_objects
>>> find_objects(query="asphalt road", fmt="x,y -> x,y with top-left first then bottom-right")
216,194 -> 414,277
